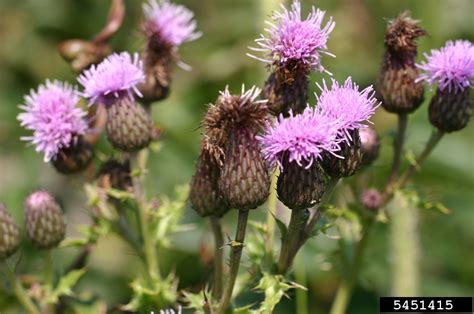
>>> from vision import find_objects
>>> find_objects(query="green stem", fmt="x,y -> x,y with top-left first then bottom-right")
210,216 -> 224,300
396,129 -> 444,188
44,250 -> 55,313
278,209 -> 308,274
218,210 -> 249,314
1,262 -> 40,314
277,177 -> 340,274
329,216 -> 375,314
386,113 -> 408,186
295,254 -> 308,314
131,151 -> 160,281
265,169 -> 279,263
389,192 -> 419,296
304,178 -> 340,237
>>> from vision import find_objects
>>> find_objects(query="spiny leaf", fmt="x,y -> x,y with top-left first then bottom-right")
47,269 -> 86,303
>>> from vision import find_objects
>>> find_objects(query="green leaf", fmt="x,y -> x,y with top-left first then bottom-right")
47,269 -> 86,303
254,272 -> 305,313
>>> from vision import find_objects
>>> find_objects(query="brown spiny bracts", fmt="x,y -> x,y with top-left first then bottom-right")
190,143 -> 229,217
377,12 -> 426,114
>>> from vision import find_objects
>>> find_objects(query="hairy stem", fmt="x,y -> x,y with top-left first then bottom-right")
390,192 -> 419,296
329,216 -> 375,314
387,113 -> 408,186
218,210 -> 249,314
210,217 -> 224,300
278,209 -> 308,273
1,262 -> 40,314
131,150 -> 160,281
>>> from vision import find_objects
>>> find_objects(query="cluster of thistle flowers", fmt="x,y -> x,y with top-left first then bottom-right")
17,0 -> 201,176
377,12 -> 473,133
0,191 -> 66,261
9,0 -> 201,268
190,0 -> 380,217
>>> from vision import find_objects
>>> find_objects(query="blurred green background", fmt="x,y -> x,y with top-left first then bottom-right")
0,0 -> 473,313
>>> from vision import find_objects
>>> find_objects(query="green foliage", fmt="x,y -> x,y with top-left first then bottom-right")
45,269 -> 86,304
151,184 -> 190,249
254,272 -> 305,313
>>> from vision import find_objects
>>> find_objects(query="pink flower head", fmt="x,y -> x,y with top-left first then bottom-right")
249,0 -> 335,73
78,52 -> 145,105
316,77 -> 379,140
257,107 -> 342,169
143,0 -> 201,47
417,40 -> 474,92
18,80 -> 88,162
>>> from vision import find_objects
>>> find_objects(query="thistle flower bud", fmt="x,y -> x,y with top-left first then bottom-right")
96,159 -> 132,191
219,129 -> 270,210
52,136 -> 93,174
18,80 -> 89,164
105,98 -> 153,151
377,12 -> 426,114
78,52 -> 153,150
249,0 -> 335,116
322,129 -> 362,178
277,157 -> 327,210
259,107 -> 340,209
361,188 -> 383,211
24,191 -> 66,249
190,142 -> 229,217
0,204 -> 20,260
359,127 -> 380,167
205,86 -> 271,210
263,67 -> 309,116
140,0 -> 201,103
418,40 -> 474,132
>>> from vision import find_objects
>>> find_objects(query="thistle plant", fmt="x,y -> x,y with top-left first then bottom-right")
2,1 -> 473,314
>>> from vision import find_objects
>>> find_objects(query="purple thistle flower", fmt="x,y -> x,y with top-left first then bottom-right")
143,0 -> 201,47
258,107 -> 342,169
417,40 -> 474,92
78,52 -> 145,105
316,77 -> 379,140
18,80 -> 88,162
248,0 -> 335,73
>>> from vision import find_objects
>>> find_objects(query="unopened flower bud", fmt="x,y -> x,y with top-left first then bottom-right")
0,204 -> 20,260
24,191 -> 66,249
359,127 -> 381,167
361,188 -> 384,211
377,12 -> 426,114
52,136 -> 93,174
